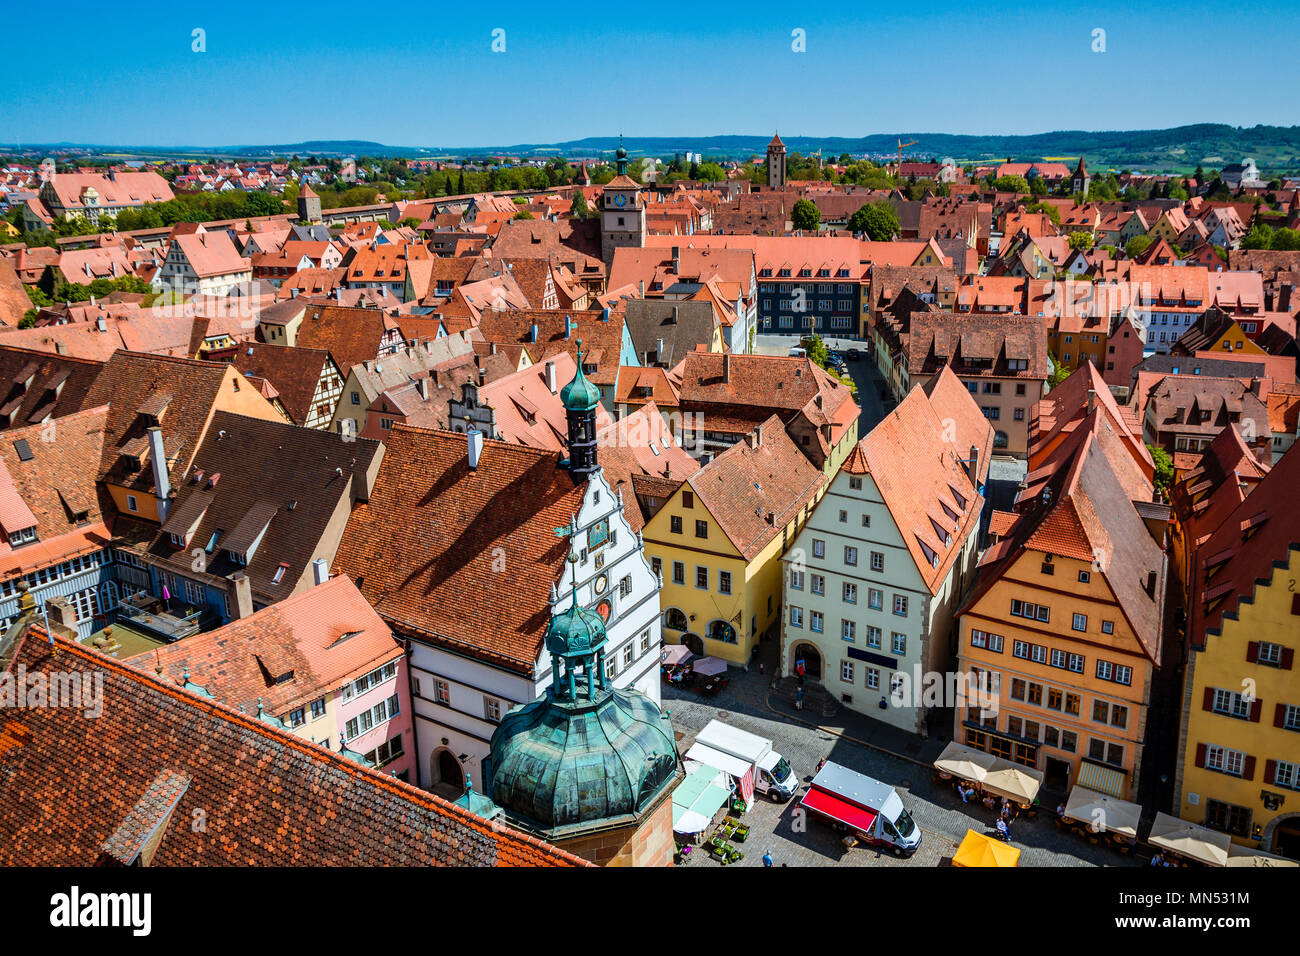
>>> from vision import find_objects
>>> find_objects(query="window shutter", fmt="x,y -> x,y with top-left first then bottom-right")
1246,641 -> 1260,663
1249,699 -> 1262,722
1202,687 -> 1216,711
1264,759 -> 1277,785
1277,704 -> 1288,728
1242,755 -> 1256,781
1282,648 -> 1295,670
1195,743 -> 1207,768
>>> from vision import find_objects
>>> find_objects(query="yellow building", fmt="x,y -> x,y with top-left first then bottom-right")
642,415 -> 825,665
1175,444 -> 1300,858
957,413 -> 1165,799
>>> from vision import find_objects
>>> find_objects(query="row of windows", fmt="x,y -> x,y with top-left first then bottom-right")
789,608 -> 908,653
666,560 -> 734,595
340,661 -> 398,701
791,571 -> 908,616
344,694 -> 400,741
0,549 -> 112,598
969,706 -> 1123,766
838,660 -> 904,694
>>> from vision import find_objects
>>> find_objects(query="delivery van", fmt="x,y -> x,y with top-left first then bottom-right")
688,719 -> 799,802
801,761 -> 921,856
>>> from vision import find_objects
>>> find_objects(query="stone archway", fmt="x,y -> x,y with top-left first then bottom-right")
791,642 -> 822,680
430,748 -> 465,799
1262,811 -> 1300,860
683,633 -> 704,656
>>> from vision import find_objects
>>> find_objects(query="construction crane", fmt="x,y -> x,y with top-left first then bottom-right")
897,139 -> 918,174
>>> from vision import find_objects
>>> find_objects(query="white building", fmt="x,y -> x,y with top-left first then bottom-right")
780,368 -> 991,734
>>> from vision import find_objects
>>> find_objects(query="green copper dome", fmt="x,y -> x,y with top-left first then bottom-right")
545,600 -> 607,658
488,685 -> 678,832
560,340 -> 602,412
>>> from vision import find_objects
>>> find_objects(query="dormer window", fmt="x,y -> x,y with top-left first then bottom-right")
8,526 -> 36,547
272,563 -> 288,584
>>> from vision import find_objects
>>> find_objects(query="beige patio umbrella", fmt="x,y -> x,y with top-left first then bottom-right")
1226,844 -> 1298,867
981,760 -> 1044,804
933,742 -> 997,782
1063,785 -> 1141,838
1147,812 -> 1231,867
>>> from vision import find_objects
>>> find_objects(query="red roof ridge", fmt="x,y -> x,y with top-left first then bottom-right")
17,624 -> 590,866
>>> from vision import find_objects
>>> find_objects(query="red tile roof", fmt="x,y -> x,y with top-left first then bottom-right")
0,627 -> 587,866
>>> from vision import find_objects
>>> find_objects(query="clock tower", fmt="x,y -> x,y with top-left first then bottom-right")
601,139 -> 645,266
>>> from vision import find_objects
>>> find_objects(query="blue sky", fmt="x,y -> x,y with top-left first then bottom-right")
7,1 -> 1299,148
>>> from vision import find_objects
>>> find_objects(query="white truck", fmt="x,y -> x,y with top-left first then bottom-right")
801,761 -> 921,856
686,719 -> 799,802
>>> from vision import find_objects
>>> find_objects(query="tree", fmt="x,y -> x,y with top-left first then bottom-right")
1030,177 -> 1048,196
1068,231 -> 1095,251
457,170 -> 465,194
1125,235 -> 1153,259
1024,201 -> 1061,225
848,201 -> 899,241
804,333 -> 830,369
1047,355 -> 1072,388
1269,227 -> 1300,250
1147,443 -> 1174,494
1240,224 -> 1273,250
512,211 -> 534,220
697,162 -> 726,183
570,190 -> 590,219
992,175 -> 1030,194
791,199 -> 821,232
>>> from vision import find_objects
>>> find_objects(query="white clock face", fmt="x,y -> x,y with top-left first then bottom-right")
594,574 -> 608,594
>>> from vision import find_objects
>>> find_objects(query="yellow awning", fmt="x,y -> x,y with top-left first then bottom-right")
1075,759 -> 1126,799
952,829 -> 1020,867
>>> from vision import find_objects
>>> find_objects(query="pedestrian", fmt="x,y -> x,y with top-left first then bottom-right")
1149,851 -> 1164,868
1056,802 -> 1066,818
996,817 -> 1009,842
958,784 -> 970,804
816,757 -> 826,774
759,660 -> 765,674
795,686 -> 804,711
1001,803 -> 1011,822
762,850 -> 774,868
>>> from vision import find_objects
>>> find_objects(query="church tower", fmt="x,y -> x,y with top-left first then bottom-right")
561,340 -> 602,477
766,133 -> 787,190
600,138 -> 645,266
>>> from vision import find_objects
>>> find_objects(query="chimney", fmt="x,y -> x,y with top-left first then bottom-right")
564,314 -> 572,339
1249,377 -> 1262,397
1144,570 -> 1158,597
529,322 -> 539,343
148,426 -> 172,520
1086,389 -> 1096,413
723,353 -> 731,383
478,368 -> 486,387
96,315 -> 107,333
967,444 -> 979,487
639,279 -> 645,298
671,246 -> 680,271
351,462 -> 374,502
545,360 -> 558,393
601,307 -> 610,322
489,341 -> 497,355
467,428 -> 484,469
290,286 -> 299,298
228,572 -> 254,620
312,558 -> 329,586
754,422 -> 763,446
670,305 -> 679,325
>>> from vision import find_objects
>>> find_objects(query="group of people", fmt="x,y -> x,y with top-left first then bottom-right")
953,779 -> 1018,841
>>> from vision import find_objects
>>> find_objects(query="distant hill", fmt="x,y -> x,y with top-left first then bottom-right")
6,125 -> 1300,173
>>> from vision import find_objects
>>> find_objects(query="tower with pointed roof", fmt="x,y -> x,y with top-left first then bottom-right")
766,133 -> 787,190
601,136 -> 645,266
1071,156 -> 1090,195
297,181 -> 321,223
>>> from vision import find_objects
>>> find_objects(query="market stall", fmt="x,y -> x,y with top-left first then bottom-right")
952,829 -> 1020,867
684,742 -> 756,809
672,763 -> 732,839
1147,812 -> 1232,867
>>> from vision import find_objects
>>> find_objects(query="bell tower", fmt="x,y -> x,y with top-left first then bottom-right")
600,137 -> 645,266
561,340 -> 602,477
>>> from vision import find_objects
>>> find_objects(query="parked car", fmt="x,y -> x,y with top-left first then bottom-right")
846,348 -> 861,360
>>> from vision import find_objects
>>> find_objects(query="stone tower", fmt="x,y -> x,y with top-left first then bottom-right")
561,340 -> 602,477
766,133 -> 787,190
297,182 -> 321,223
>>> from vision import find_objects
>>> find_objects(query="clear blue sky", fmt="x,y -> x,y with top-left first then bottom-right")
8,0 -> 1299,148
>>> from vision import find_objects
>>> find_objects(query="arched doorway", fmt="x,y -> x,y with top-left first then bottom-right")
1265,813 -> 1300,860
683,633 -> 704,656
430,748 -> 465,797
792,643 -> 822,680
